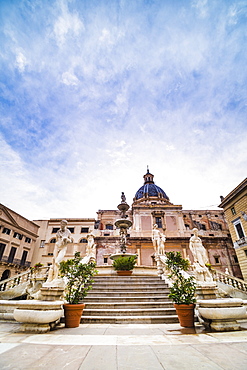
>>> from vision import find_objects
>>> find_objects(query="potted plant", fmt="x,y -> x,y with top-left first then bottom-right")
165,251 -> 196,327
59,251 -> 98,328
112,255 -> 137,276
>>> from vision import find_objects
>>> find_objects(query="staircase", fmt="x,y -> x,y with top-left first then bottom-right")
81,275 -> 178,324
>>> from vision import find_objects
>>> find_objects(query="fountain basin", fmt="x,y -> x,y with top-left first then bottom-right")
115,219 -> 132,229
197,298 -> 246,331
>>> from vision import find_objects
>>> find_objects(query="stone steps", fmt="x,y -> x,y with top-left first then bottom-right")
83,296 -> 170,302
80,275 -> 178,324
84,302 -> 173,309
81,315 -> 178,324
83,308 -> 175,316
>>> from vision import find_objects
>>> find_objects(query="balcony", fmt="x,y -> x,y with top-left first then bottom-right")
235,237 -> 247,247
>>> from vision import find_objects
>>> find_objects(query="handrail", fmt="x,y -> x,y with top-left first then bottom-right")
0,267 -> 48,292
212,269 -> 247,292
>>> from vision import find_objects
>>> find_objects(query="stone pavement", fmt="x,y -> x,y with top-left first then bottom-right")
1,321 -> 247,370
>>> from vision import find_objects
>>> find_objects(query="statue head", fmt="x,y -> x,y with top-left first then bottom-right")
60,220 -> 68,230
192,228 -> 199,236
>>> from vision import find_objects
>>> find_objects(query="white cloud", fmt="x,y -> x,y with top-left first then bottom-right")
53,4 -> 84,46
61,71 -> 79,85
15,51 -> 28,72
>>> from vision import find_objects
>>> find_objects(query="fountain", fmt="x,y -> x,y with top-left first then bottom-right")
110,192 -> 136,261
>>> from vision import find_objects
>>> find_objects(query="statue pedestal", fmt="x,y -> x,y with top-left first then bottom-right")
154,254 -> 165,276
40,287 -> 64,301
40,278 -> 65,301
196,282 -> 218,300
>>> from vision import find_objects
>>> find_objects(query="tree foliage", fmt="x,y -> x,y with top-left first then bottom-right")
165,251 -> 196,305
59,252 -> 98,304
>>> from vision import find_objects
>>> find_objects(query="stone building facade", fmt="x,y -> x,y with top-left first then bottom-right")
0,204 -> 39,281
32,218 -> 96,269
219,178 -> 247,280
95,170 -> 241,278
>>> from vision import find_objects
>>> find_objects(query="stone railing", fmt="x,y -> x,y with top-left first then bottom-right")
0,267 -> 48,292
212,269 -> 247,293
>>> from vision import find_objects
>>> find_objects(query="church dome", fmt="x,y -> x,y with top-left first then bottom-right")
134,169 -> 169,201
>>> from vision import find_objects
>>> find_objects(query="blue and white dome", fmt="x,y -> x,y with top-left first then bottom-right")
134,169 -> 169,201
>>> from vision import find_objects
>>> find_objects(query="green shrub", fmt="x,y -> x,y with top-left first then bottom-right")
59,252 -> 98,304
165,251 -> 196,305
112,255 -> 137,271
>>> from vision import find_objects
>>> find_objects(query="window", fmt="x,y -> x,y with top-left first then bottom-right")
13,232 -> 23,240
20,251 -> 28,266
81,227 -> 89,233
2,227 -> 11,235
104,233 -> 110,236
233,255 -> 238,263
193,221 -> 206,230
232,218 -> 245,240
151,202 -> 157,205
105,224 -> 113,230
80,238 -> 87,243
235,223 -> 245,239
94,221 -> 100,229
185,224 -> 190,230
244,250 -> 247,257
67,227 -> 74,233
209,221 -> 222,231
52,228 -> 59,233
215,215 -> 218,217
8,247 -> 17,263
155,217 -> 162,228
0,243 -> 6,260
209,234 -> 214,236
50,238 -> 56,243
25,237 -> 31,243
199,215 -> 202,218
214,256 -> 220,264
48,253 -> 53,256
40,240 -> 45,248
231,207 -> 236,215
103,257 -> 108,264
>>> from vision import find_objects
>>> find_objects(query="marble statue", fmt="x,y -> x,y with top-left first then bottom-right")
158,233 -> 166,255
121,192 -> 126,203
152,224 -> 166,255
189,228 -> 213,282
86,231 -> 96,259
46,220 -> 72,283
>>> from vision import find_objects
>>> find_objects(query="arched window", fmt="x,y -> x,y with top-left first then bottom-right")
1,269 -> 10,281
80,238 -> 88,243
50,238 -> 56,243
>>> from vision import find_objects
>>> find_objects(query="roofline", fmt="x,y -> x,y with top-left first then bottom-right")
218,178 -> 247,208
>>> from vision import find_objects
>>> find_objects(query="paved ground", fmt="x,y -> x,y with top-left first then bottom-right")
1,321 -> 247,370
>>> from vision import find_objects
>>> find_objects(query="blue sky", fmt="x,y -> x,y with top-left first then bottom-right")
0,0 -> 246,220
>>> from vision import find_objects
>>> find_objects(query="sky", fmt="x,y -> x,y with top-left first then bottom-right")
0,0 -> 246,221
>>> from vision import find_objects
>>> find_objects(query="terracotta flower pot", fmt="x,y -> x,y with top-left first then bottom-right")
63,303 -> 85,328
174,303 -> 195,327
117,271 -> 132,276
